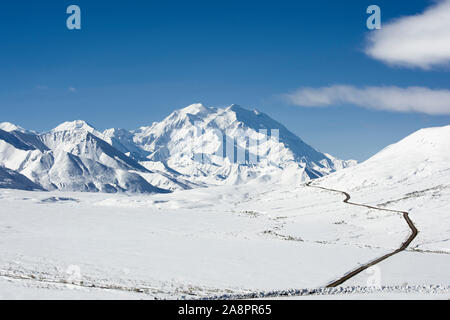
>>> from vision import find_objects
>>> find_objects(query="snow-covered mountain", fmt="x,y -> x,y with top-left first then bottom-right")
104,103 -> 356,186
40,120 -> 149,172
0,103 -> 356,192
0,125 -> 169,194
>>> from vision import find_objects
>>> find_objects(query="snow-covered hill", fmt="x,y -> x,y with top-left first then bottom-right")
319,124 -> 450,256
322,125 -> 450,191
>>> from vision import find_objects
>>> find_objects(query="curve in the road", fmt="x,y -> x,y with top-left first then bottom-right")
306,182 -> 418,287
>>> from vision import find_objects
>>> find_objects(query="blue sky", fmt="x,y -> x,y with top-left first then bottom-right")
1,0 -> 449,161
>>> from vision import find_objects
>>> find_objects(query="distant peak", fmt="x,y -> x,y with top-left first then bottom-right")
225,104 -> 244,112
0,122 -> 26,133
180,103 -> 210,115
52,120 -> 97,133
104,127 -> 128,134
224,104 -> 262,117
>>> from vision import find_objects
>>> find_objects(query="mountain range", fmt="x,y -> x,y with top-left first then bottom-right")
0,103 -> 356,193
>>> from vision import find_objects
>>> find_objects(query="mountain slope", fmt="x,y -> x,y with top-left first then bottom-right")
41,121 -> 191,191
19,149 -> 168,193
103,128 -> 150,161
0,166 -> 44,191
319,125 -> 450,256
0,123 -> 169,194
322,125 -> 450,191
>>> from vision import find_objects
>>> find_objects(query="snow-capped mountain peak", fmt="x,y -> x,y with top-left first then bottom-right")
41,120 -> 150,174
51,120 -> 101,135
179,103 -> 212,115
0,122 -> 26,133
120,103 -> 356,185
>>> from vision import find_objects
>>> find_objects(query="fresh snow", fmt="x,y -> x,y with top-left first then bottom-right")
0,175 -> 447,299
0,184 -> 406,298
0,118 -> 448,300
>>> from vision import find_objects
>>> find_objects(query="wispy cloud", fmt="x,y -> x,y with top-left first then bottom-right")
68,86 -> 77,93
365,0 -> 450,69
284,85 -> 450,115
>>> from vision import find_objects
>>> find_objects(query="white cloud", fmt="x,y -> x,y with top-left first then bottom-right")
68,87 -> 77,93
365,0 -> 450,69
285,85 -> 450,115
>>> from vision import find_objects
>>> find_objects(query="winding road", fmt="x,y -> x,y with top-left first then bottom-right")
306,182 -> 419,287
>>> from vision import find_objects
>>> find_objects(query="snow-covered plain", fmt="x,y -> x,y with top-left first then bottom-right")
0,183 -> 392,298
0,173 -> 448,299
